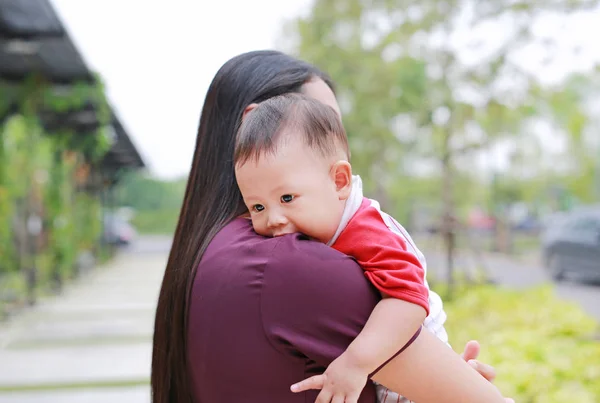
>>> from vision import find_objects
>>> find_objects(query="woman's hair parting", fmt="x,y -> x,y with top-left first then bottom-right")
234,93 -> 349,166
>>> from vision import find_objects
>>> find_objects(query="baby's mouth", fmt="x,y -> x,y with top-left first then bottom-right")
272,228 -> 295,237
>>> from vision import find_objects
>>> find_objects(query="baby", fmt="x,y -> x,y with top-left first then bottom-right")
234,93 -> 449,403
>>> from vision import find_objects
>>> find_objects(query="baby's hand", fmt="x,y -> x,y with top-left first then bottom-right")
291,353 -> 368,403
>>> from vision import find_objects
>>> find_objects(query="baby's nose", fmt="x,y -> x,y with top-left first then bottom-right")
267,213 -> 288,228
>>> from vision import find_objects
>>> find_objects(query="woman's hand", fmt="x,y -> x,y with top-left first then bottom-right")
461,340 -> 514,403
460,340 -> 497,382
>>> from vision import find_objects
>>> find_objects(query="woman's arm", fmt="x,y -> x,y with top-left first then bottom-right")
371,327 -> 506,402
293,328 -> 511,403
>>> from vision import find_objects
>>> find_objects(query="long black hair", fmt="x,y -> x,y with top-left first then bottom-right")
151,50 -> 334,403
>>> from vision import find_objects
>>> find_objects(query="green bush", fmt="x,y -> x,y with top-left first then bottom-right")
112,171 -> 186,235
131,209 -> 179,235
441,284 -> 600,402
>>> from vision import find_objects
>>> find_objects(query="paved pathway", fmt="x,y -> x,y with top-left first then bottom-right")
0,240 -> 168,403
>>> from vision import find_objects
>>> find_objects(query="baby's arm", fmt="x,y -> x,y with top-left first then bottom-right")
304,288 -> 427,401
342,295 -> 426,374
314,207 -> 432,400
372,327 -> 507,402
329,207 -> 432,374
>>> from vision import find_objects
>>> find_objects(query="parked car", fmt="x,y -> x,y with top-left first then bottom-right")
103,214 -> 137,246
541,207 -> 600,281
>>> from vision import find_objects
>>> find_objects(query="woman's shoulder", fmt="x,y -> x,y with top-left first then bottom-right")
261,230 -> 378,308
210,218 -> 366,289
258,227 -> 380,366
210,219 -> 379,363
211,218 -> 353,262
268,230 -> 359,270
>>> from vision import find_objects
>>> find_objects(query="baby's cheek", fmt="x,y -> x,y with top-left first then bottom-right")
251,220 -> 268,237
316,215 -> 340,243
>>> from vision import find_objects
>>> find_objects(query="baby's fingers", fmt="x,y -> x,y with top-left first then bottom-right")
315,388 -> 333,403
345,391 -> 361,403
331,394 -> 346,403
290,374 -> 326,393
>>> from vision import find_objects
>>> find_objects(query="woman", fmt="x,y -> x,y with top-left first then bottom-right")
151,50 -> 512,403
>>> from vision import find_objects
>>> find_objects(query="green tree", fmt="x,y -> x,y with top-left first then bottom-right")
113,172 -> 187,234
114,172 -> 186,211
284,0 -> 600,292
543,74 -> 600,203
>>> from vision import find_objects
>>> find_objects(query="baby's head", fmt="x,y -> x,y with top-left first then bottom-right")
234,93 -> 352,243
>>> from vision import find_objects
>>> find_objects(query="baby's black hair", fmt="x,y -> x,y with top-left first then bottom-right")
234,93 -> 349,166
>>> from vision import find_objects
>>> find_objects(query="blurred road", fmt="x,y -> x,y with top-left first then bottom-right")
0,236 -> 171,403
424,248 -> 600,321
127,235 -> 172,255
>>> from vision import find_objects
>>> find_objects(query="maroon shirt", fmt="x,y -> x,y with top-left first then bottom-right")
187,217 -> 381,402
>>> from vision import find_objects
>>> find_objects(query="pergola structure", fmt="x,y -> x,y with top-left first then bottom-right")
0,0 -> 145,303
0,0 -> 145,174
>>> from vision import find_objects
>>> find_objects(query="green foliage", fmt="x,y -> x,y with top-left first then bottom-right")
0,72 -> 116,305
287,0 -> 600,219
114,172 -> 186,212
41,77 -> 112,162
2,75 -> 113,163
113,172 -> 186,234
131,210 -> 180,235
41,81 -> 102,113
44,149 -> 77,282
2,116 -> 33,198
0,115 -> 42,274
442,284 -> 600,402
73,192 -> 103,252
0,124 -> 14,272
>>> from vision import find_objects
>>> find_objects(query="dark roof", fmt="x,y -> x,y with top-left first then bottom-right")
104,113 -> 145,169
0,0 -> 145,170
0,0 -> 93,83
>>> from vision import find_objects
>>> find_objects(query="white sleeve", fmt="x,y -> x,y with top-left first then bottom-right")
423,289 -> 450,346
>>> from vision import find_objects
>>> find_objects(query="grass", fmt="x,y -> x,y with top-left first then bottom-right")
0,378 -> 149,393
6,334 -> 152,350
19,307 -> 155,322
131,209 -> 178,235
440,283 -> 600,402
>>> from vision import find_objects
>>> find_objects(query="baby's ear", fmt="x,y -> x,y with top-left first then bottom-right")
332,161 -> 352,200
242,103 -> 259,120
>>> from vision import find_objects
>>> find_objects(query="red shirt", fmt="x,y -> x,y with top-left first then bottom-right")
331,198 -> 430,315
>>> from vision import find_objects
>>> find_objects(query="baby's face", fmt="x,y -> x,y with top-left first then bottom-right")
235,135 -> 347,244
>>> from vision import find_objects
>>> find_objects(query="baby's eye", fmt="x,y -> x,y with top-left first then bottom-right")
280,194 -> 294,203
252,204 -> 265,212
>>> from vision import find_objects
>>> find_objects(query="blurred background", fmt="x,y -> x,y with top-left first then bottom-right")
1,0 -> 599,402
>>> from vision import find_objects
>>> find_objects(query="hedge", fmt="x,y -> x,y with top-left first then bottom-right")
441,284 -> 600,402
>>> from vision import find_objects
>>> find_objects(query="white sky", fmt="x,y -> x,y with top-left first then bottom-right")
51,0 -> 313,179
50,0 -> 600,179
